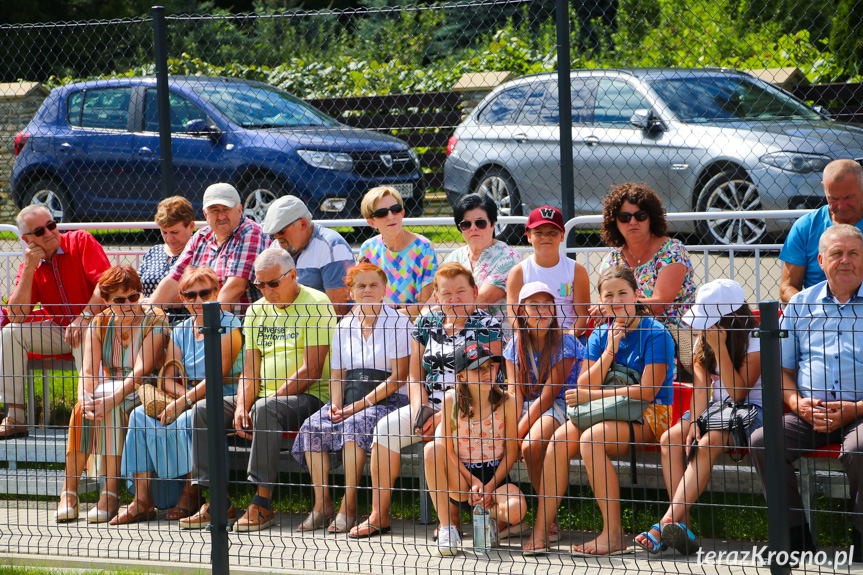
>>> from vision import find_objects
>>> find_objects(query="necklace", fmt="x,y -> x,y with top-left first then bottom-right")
626,236 -> 655,265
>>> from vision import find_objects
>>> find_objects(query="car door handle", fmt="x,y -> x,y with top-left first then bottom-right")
59,143 -> 73,153
138,147 -> 154,157
512,132 -> 529,143
582,136 -> 600,146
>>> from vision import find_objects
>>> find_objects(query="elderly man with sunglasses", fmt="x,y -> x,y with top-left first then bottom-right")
181,246 -> 336,532
0,205 -> 110,438
262,195 -> 354,316
148,183 -> 270,313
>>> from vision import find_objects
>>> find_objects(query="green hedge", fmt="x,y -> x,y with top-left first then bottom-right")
44,0 -> 860,98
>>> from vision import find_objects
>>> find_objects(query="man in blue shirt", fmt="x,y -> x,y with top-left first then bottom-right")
779,159 -> 863,302
262,195 -> 354,315
752,223 -> 863,560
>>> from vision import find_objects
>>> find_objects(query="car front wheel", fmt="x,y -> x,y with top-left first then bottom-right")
242,177 -> 283,223
695,170 -> 767,245
24,179 -> 71,223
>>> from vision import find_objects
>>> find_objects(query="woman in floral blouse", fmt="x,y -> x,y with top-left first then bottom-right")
597,183 -> 697,374
442,193 -> 521,324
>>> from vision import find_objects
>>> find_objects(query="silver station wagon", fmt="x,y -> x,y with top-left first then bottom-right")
444,68 -> 863,244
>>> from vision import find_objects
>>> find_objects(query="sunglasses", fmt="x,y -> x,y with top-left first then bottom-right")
24,221 -> 58,237
181,288 -> 216,301
110,292 -> 142,304
617,210 -> 649,224
253,270 -> 290,290
458,218 -> 490,231
371,203 -> 403,219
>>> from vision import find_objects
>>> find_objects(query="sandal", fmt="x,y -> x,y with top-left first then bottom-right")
635,523 -> 667,555
54,490 -> 79,523
327,513 -> 357,534
548,521 -> 561,543
297,510 -> 334,532
166,486 -> 203,521
110,501 -> 158,525
87,491 -> 119,524
0,418 -> 28,440
661,522 -> 700,556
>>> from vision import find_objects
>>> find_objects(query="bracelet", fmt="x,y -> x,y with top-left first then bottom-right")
364,397 -> 373,408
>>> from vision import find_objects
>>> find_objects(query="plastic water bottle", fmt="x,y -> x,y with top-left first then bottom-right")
472,504 -> 499,551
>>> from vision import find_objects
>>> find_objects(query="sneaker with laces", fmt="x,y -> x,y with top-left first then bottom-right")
437,525 -> 461,556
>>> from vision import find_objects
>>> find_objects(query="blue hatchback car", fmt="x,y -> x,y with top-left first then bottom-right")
12,76 -> 424,222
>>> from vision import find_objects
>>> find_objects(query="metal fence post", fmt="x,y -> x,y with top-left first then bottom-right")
757,300 -> 791,575
201,302 -> 229,575
555,0 -> 574,228
152,6 -> 175,199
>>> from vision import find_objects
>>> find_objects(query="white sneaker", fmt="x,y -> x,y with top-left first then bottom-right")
437,525 -> 461,556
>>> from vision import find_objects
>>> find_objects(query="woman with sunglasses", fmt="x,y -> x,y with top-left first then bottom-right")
112,266 -> 244,524
442,193 -> 521,323
359,186 -> 437,318
597,183 -> 697,375
55,266 -> 169,524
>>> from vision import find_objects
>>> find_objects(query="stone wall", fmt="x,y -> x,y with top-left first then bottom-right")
0,84 -> 49,224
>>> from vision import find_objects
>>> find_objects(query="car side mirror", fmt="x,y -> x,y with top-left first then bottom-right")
630,109 -> 663,132
185,119 -> 221,142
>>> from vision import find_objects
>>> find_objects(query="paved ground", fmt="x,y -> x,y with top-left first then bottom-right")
0,500 -> 858,574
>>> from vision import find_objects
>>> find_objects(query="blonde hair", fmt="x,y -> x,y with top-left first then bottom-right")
361,186 -> 404,219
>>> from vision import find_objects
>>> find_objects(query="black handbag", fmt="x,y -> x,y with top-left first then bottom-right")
694,400 -> 759,461
342,368 -> 390,406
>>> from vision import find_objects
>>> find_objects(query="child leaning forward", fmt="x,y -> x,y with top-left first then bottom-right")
424,341 -> 526,556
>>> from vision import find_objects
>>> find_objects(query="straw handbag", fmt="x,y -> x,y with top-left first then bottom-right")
137,359 -> 188,418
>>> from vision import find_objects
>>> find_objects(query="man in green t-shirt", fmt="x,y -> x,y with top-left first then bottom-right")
182,246 -> 336,532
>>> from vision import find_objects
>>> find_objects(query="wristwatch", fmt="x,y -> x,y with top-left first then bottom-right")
184,394 -> 193,408
79,310 -> 94,322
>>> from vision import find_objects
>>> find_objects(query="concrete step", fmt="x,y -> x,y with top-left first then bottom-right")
0,469 -> 99,497
0,428 -> 67,465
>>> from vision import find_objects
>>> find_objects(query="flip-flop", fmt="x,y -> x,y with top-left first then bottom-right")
571,546 -> 635,557
661,522 -> 700,556
522,544 -> 551,556
499,522 -> 529,539
348,523 -> 391,539
635,523 -> 667,555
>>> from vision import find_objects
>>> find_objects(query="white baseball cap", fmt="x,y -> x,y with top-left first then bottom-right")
262,195 -> 312,235
203,183 -> 241,209
682,278 -> 747,331
519,281 -> 556,303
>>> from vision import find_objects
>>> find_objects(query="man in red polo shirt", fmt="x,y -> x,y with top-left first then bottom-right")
0,206 -> 110,438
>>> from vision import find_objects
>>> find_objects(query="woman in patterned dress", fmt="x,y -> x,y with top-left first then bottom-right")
359,186 -> 438,318
442,193 -> 521,324
55,266 -> 169,524
596,183 -> 697,374
138,196 -> 196,323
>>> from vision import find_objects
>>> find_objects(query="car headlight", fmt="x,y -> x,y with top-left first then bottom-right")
760,152 -> 832,173
407,148 -> 420,167
297,149 -> 353,171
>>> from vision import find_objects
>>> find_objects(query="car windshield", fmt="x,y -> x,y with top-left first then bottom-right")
198,84 -> 335,128
648,76 -> 821,123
